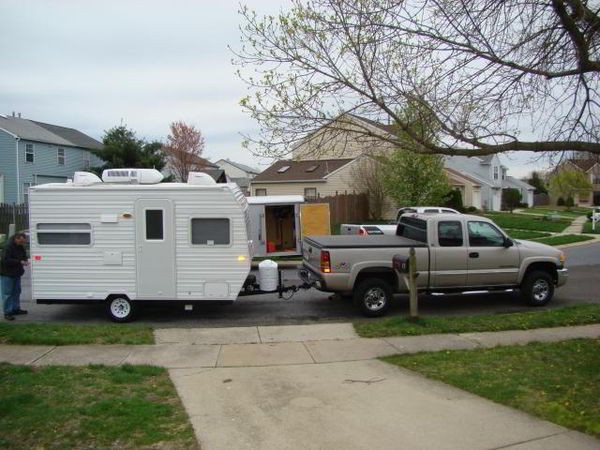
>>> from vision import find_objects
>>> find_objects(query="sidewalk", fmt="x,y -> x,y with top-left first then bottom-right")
1,323 -> 599,450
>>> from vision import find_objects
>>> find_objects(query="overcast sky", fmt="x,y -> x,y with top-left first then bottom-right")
0,0 -> 548,177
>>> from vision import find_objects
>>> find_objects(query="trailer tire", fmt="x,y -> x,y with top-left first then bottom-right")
354,278 -> 392,317
106,296 -> 135,323
521,270 -> 554,306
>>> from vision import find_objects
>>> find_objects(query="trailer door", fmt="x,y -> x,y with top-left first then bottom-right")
135,199 -> 176,299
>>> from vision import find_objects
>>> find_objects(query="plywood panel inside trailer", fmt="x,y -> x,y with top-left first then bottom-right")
300,203 -> 331,238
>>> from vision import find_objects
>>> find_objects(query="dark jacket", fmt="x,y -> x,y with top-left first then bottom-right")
0,241 -> 27,278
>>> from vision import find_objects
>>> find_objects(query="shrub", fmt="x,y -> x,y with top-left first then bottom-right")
557,197 -> 566,206
443,189 -> 465,212
466,206 -> 479,213
566,197 -> 575,207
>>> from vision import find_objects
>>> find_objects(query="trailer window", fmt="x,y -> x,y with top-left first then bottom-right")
145,209 -> 164,240
36,223 -> 91,245
191,218 -> 230,245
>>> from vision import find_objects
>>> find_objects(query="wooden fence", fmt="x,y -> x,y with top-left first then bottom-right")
0,204 -> 29,236
307,192 -> 370,224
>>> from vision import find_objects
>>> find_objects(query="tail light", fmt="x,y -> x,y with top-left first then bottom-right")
359,228 -> 366,236
320,250 -> 331,273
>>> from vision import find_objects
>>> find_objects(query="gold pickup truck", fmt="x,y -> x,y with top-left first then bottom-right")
300,213 -> 568,317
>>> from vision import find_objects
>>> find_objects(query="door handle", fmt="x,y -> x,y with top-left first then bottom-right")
469,252 -> 479,258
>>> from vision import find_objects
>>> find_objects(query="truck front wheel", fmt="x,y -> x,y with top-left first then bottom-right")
354,278 -> 392,317
521,271 -> 554,306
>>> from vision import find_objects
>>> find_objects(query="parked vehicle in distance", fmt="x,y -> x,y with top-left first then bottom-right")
340,206 -> 460,236
301,213 -> 568,317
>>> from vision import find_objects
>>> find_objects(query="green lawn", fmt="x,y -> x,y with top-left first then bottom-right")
354,304 -> 600,338
527,207 -> 590,217
532,234 -> 595,246
484,212 -> 572,232
383,339 -> 600,438
583,222 -> 600,234
0,323 -> 154,345
506,229 -> 552,240
0,364 -> 198,449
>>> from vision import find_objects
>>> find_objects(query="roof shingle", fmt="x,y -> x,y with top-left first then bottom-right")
252,158 -> 354,182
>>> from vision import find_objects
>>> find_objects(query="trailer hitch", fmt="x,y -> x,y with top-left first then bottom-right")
239,270 -> 316,299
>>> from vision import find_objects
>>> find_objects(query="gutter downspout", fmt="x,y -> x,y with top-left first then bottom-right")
15,137 -> 21,203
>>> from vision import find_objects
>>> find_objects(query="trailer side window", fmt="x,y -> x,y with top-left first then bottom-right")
37,223 -> 91,245
191,218 -> 230,245
145,209 -> 164,240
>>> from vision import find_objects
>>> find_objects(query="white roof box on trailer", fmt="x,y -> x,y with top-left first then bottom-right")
187,172 -> 217,185
73,172 -> 102,186
102,168 -> 164,184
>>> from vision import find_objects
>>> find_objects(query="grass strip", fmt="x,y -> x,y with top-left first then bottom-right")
532,234 -> 595,246
506,229 -> 552,239
354,304 -> 600,338
484,212 -> 572,232
583,222 -> 600,234
382,339 -> 600,438
527,207 -> 590,217
0,323 -> 154,345
0,364 -> 198,449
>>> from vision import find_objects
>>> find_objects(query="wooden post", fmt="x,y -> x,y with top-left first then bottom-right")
408,247 -> 418,321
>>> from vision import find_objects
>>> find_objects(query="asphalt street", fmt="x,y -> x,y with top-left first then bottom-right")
12,242 -> 600,327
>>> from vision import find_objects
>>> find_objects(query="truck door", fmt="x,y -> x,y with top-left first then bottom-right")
135,199 -> 176,299
431,220 -> 468,287
466,220 -> 520,286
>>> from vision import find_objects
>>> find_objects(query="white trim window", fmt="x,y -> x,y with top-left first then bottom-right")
304,187 -> 317,199
493,166 -> 499,180
57,148 -> 65,166
25,143 -> 34,163
255,188 -> 267,196
36,223 -> 92,245
23,182 -> 32,204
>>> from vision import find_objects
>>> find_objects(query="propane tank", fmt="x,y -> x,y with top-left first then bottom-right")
258,259 -> 279,292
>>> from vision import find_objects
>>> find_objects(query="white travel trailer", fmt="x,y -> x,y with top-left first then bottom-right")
29,169 -> 255,321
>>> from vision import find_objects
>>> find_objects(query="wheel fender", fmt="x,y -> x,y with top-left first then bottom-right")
349,262 -> 396,290
518,257 -> 559,284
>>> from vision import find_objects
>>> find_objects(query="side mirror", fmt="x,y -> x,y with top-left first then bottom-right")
503,237 -> 514,248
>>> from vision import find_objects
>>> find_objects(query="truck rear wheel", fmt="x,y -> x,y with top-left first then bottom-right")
106,296 -> 135,323
354,278 -> 392,317
521,271 -> 554,306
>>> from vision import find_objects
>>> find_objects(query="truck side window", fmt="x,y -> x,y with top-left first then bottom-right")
468,221 -> 504,247
438,221 -> 463,247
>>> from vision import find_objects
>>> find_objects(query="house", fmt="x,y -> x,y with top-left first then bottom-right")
284,114 -> 532,211
214,159 -> 260,195
163,154 -> 220,181
250,158 -> 356,199
556,159 -> 600,206
0,114 -> 103,204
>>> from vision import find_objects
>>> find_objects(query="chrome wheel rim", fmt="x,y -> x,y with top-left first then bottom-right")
532,279 -> 550,302
364,287 -> 387,311
110,298 -> 131,318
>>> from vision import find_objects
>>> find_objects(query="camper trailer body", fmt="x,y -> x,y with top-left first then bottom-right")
29,179 -> 253,308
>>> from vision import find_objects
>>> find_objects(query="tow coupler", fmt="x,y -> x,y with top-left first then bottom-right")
238,270 -> 316,299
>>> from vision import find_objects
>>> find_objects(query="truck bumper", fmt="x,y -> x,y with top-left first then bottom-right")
556,268 -> 568,287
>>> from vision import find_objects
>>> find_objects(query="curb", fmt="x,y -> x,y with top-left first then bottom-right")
556,236 -> 600,249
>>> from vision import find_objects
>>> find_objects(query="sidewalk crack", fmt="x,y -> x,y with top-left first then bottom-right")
29,346 -> 56,365
486,431 -> 567,450
302,342 -> 317,364
256,326 -> 263,343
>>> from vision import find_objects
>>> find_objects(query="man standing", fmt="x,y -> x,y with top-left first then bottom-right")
1,233 -> 29,320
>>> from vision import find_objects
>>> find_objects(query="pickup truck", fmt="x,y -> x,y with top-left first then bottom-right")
300,213 -> 568,317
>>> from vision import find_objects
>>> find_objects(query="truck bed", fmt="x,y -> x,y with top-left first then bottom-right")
304,235 -> 426,249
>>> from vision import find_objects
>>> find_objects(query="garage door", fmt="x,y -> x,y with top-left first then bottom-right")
36,175 -> 68,185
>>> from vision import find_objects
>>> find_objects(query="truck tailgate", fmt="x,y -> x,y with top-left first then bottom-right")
302,238 -> 322,272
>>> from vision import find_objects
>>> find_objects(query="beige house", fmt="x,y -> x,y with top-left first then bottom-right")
557,159 -> 600,206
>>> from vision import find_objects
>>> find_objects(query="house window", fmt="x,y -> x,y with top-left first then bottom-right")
501,169 -> 506,180
304,187 -> 317,199
493,166 -> 499,180
23,182 -> 32,204
36,223 -> 92,245
594,176 -> 600,185
145,209 -> 164,240
255,188 -> 267,196
57,148 -> 65,165
25,144 -> 34,163
191,218 -> 230,245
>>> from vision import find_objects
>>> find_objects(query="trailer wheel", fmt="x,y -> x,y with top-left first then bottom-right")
354,278 -> 392,317
106,296 -> 135,323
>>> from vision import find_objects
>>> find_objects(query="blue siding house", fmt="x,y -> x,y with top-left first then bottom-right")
0,114 -> 103,204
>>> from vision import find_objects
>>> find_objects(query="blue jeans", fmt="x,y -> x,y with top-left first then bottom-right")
1,276 -> 21,316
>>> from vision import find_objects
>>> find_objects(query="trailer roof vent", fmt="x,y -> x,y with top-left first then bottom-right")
102,168 -> 164,184
73,171 -> 102,186
187,172 -> 217,185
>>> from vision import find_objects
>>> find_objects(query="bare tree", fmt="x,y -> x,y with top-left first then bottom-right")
233,0 -> 600,159
165,121 -> 206,182
348,157 -> 387,219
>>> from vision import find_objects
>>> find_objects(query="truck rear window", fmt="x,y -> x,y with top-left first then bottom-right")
396,217 -> 427,243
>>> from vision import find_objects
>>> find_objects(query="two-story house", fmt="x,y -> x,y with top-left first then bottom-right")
251,114 -> 532,213
214,159 -> 259,195
557,159 -> 600,206
0,114 -> 103,204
